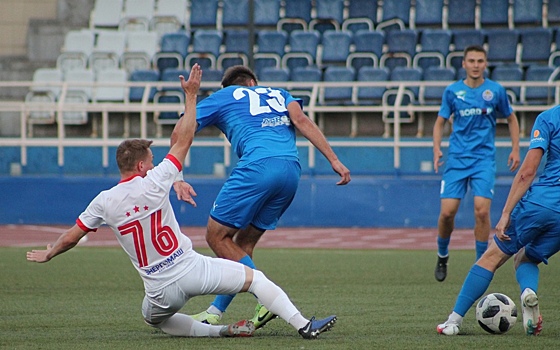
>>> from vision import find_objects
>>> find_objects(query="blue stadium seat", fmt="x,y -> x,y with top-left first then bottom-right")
490,65 -> 523,103
185,29 -> 223,69
129,69 -> 159,102
222,0 -> 249,27
153,32 -> 190,72
484,29 -> 519,67
199,68 -> 223,95
254,0 -> 281,28
343,0 -> 377,33
320,66 -> 355,106
446,29 -> 485,70
389,66 -> 423,98
347,30 -> 384,71
382,67 -> 422,129
513,0 -> 543,27
218,29 -> 250,70
290,66 -> 322,85
523,65 -> 554,105
413,29 -> 451,70
320,30 -> 353,67
377,0 -> 411,31
160,68 -> 189,92
189,0 -> 219,28
254,30 -> 288,76
356,67 -> 390,106
258,67 -> 290,82
281,30 -> 320,71
278,0 -> 311,33
420,66 -> 455,105
480,0 -> 510,28
414,0 -> 444,28
447,0 -> 476,28
519,28 -> 552,67
310,0 -> 345,33
380,29 -> 418,70
548,0 -> 560,26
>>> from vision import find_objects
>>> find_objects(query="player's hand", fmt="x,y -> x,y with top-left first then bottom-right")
179,63 -> 202,97
26,244 -> 53,263
508,150 -> 520,172
495,214 -> 511,241
433,149 -> 444,173
332,160 -> 351,185
173,181 -> 197,207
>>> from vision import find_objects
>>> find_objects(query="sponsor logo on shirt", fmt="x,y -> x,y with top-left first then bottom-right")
482,90 -> 494,101
458,107 -> 493,117
144,248 -> 184,275
530,129 -> 546,144
261,115 -> 291,127
455,91 -> 466,101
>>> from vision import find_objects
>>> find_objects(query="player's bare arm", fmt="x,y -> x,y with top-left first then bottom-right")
506,113 -> 521,172
432,116 -> 446,173
27,224 -> 88,263
286,101 -> 351,185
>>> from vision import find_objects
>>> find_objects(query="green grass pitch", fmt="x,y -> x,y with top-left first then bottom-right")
2,247 -> 560,349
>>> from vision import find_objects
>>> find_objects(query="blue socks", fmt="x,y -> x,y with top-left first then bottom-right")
453,264 -> 494,317
211,255 -> 256,313
475,240 -> 488,260
516,262 -> 539,293
437,236 -> 450,257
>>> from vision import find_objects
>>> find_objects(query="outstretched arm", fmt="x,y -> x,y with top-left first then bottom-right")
287,101 -> 350,185
27,225 -> 87,263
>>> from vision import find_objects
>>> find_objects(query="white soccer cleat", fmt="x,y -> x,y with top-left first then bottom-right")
521,288 -> 542,335
436,321 -> 460,336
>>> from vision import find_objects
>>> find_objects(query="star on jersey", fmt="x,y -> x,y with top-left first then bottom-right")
125,205 -> 150,217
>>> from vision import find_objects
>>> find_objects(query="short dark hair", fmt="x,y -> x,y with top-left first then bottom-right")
116,139 -> 153,173
463,45 -> 487,58
221,65 -> 258,87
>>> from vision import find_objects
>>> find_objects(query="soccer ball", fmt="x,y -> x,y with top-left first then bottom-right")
476,293 -> 518,334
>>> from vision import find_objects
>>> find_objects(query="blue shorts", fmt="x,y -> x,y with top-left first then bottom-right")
210,157 -> 301,230
494,200 -> 560,264
440,156 -> 495,199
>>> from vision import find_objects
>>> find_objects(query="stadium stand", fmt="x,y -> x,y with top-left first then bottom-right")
281,29 -> 320,72
90,0 -> 123,29
347,30 -> 384,71
152,31 -> 190,72
413,0 -> 444,29
413,29 -> 451,70
480,0 -> 510,28
519,28 -> 553,67
377,0 -> 411,31
150,0 -> 188,38
56,30 -> 95,74
218,29 -> 250,71
254,29 -> 288,76
512,0 -> 543,28
310,0 -> 345,33
278,0 -> 311,33
188,0 -> 219,29
380,29 -> 418,70
446,0 -> 476,28
484,29 -> 519,67
319,30 -> 353,68
128,69 -> 159,102
185,29 -> 223,70
119,0 -> 154,32
88,31 -> 127,73
121,31 -> 159,74
343,0 -> 376,33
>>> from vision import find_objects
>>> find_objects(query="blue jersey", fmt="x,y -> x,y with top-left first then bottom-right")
439,79 -> 513,158
524,105 -> 560,213
195,85 -> 300,165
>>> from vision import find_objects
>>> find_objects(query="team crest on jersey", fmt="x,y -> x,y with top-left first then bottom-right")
482,90 -> 493,101
455,91 -> 466,101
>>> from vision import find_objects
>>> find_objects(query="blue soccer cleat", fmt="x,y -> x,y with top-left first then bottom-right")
298,315 -> 337,339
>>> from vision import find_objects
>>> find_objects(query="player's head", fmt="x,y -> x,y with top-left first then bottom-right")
221,65 -> 258,88
116,139 -> 154,176
462,45 -> 487,81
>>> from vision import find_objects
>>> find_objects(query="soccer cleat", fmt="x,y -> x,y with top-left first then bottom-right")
298,315 -> 337,339
220,320 -> 255,337
521,288 -> 542,336
435,255 -> 449,282
436,321 -> 460,336
250,303 -> 278,330
190,311 -> 221,325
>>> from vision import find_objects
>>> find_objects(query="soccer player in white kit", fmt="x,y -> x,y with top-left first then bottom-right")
26,65 -> 336,339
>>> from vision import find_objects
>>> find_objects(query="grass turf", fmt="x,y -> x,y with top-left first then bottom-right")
2,246 -> 560,349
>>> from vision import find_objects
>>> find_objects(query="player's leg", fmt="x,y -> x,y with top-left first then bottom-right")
435,198 -> 460,281
473,196 -> 491,260
437,239 -> 512,335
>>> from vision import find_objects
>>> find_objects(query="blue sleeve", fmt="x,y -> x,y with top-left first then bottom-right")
195,93 -> 221,131
496,86 -> 513,117
438,87 -> 453,119
529,113 -> 550,152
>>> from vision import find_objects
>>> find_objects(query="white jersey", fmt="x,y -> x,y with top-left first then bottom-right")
77,155 -> 199,293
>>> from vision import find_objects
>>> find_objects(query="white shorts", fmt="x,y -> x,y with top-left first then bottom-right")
142,254 -> 247,324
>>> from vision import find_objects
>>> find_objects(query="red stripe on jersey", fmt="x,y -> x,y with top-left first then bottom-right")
76,218 -> 97,232
166,154 -> 183,171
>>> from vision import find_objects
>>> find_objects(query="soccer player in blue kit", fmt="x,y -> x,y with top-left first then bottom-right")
173,65 -> 351,328
433,45 -> 520,282
436,104 -> 560,336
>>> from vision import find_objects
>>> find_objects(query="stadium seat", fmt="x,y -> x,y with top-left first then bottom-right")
380,29 -> 418,71
150,0 -> 188,38
522,65 -> 554,105
548,0 -> 560,26
484,29 -> 519,67
447,0 -> 476,28
121,31 -> 159,74
94,68 -> 128,102
446,29 -> 485,70
319,30 -> 353,67
25,68 -> 63,125
355,66 -> 390,106
479,0 -> 510,28
185,29 -> 223,70
377,0 -> 411,31
199,68 -> 223,95
346,30 -> 384,71
119,0 -> 155,32
254,30 -> 288,76
413,0 -> 444,28
382,67 -> 422,136
90,0 -> 123,29
89,31 -> 127,73
413,29 -> 451,70
159,68 -> 189,92
62,68 -> 95,124
290,66 -> 322,86
342,0 -> 377,33
218,29 -> 250,70
222,0 -> 249,28
128,69 -> 159,102
56,30 -> 95,74
519,28 -> 553,67
320,66 -> 355,106
389,66 -> 423,98
420,66 -> 455,105
512,0 -> 543,28
278,0 -> 311,33
153,31 -> 191,72
281,30 -> 320,71
310,0 -> 345,33
153,90 -> 184,136
258,67 -> 290,82
490,65 -> 523,103
254,0 -> 281,28
188,0 -> 219,29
